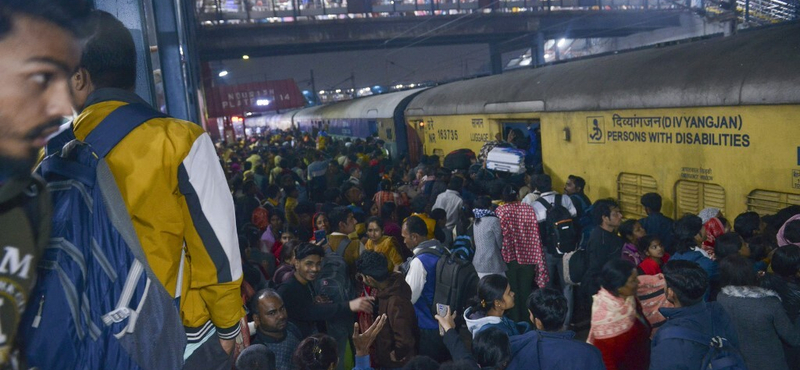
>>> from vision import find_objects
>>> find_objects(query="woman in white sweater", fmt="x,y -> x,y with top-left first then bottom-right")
472,196 -> 507,278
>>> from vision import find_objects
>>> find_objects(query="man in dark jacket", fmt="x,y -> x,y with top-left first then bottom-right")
0,1 -> 89,366
276,242 -> 373,338
508,289 -> 605,369
650,260 -> 740,370
251,289 -> 302,370
356,251 -> 419,368
581,199 -> 624,301
639,193 -> 675,253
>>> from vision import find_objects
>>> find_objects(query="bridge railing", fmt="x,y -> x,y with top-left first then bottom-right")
197,0 -> 687,24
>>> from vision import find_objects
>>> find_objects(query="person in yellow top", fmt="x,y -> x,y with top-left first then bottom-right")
284,185 -> 299,227
408,196 -> 436,239
68,12 -> 243,369
365,217 -> 404,271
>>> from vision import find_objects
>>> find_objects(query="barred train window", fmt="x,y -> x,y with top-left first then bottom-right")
747,190 -> 800,215
675,181 -> 726,218
617,173 -> 658,219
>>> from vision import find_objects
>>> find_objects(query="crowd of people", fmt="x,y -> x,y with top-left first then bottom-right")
3,2 -> 800,370
223,125 -> 800,370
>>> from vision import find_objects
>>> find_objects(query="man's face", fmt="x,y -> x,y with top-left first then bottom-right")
0,15 -> 80,176
402,223 -> 420,250
347,187 -> 362,203
603,206 -> 623,229
293,254 -> 322,283
564,179 -> 578,195
339,213 -> 356,234
254,295 -> 288,334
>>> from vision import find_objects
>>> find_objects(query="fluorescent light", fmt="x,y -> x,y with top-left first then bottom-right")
557,39 -> 566,48
218,70 -> 229,77
242,55 -> 250,60
256,99 -> 270,106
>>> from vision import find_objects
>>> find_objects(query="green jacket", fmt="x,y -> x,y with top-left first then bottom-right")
0,174 -> 50,367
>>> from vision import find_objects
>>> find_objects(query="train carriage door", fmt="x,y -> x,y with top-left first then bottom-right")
406,120 -> 424,165
500,120 -> 541,172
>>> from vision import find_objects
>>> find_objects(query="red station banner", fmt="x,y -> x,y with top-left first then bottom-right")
205,79 -> 306,118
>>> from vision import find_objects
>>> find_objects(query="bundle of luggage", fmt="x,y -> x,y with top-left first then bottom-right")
486,147 -> 526,173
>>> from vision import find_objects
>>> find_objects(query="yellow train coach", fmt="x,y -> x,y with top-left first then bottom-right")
404,22 -> 800,220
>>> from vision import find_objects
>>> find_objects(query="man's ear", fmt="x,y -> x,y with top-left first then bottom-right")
72,67 -> 90,92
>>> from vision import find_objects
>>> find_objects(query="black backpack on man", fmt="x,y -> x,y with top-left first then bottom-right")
536,194 -> 579,255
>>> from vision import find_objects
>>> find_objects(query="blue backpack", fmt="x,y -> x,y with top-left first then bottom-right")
21,104 -> 186,370
656,326 -> 747,370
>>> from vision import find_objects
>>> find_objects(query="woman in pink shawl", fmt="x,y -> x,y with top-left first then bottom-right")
777,214 -> 800,247
699,208 -> 724,260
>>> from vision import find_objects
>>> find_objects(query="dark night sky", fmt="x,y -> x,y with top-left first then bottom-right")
214,43 -> 511,91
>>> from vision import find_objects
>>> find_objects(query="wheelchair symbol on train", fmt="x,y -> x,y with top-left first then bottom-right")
587,117 -> 605,144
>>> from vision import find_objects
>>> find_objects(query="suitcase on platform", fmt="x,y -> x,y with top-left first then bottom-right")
486,147 -> 525,173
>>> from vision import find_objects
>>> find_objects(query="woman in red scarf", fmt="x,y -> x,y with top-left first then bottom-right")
588,259 -> 651,370
699,208 -> 725,260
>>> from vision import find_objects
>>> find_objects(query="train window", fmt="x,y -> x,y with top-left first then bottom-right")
675,181 -> 726,218
617,173 -> 658,219
746,190 -> 800,215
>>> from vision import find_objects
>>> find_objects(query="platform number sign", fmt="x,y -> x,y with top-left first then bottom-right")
793,170 -> 800,190
587,116 -> 605,144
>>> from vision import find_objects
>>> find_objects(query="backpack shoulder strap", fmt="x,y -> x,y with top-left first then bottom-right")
656,326 -> 712,347
84,103 -> 166,158
555,194 -> 562,207
536,196 -> 553,210
335,237 -> 351,257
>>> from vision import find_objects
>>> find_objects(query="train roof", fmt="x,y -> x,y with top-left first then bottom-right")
294,88 -> 427,121
406,22 -> 800,116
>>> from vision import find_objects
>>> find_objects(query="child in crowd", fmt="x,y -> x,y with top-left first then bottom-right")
637,235 -> 670,275
620,219 -> 647,265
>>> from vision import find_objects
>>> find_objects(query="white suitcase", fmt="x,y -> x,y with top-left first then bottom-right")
486,147 -> 525,173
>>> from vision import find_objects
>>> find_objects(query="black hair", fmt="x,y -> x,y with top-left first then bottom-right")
637,235 -> 661,256
640,193 -> 662,213
79,10 -> 136,90
270,208 -> 286,223
747,234 -> 773,263
410,195 -> 429,214
714,232 -> 744,261
294,242 -> 325,261
283,184 -> 297,195
430,208 -> 447,221
531,174 -> 552,193
379,179 -> 392,191
279,158 -> 289,169
266,184 -> 281,199
673,214 -> 704,254
236,344 -> 276,370
404,215 -> 429,238
328,206 -> 353,233
600,259 -> 635,296
292,334 -> 338,370
501,185 -> 518,203
281,225 -> 298,237
340,181 -> 360,197
592,198 -> 620,226
474,275 -> 509,314
348,166 -> 361,176
568,175 -> 586,192
280,240 -> 300,264
785,220 -> 800,244
356,250 -> 390,281
0,0 -> 91,40
439,361 -> 476,370
771,244 -> 800,278
472,327 -> 511,370
324,188 -> 341,203
294,200 -> 315,216
734,212 -> 761,240
366,216 -> 384,230
380,202 -> 396,220
662,260 -> 708,307
720,255 -> 757,287
402,356 -> 440,370
618,219 -> 639,242
447,176 -> 464,191
474,196 -> 493,226
527,288 -> 568,332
